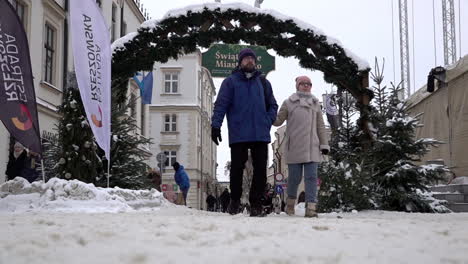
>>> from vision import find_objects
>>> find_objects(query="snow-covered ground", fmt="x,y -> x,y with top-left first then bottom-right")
1,178 -> 468,264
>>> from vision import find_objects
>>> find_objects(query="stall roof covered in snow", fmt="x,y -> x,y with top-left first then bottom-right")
111,2 -> 369,71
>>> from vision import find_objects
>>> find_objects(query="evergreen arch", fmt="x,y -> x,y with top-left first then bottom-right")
111,3 -> 374,141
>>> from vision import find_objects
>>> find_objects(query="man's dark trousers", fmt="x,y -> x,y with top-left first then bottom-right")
229,142 -> 268,206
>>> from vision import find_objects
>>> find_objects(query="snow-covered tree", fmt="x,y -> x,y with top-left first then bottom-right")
94,91 -> 153,189
367,80 -> 448,212
41,131 -> 60,180
318,90 -> 372,212
319,59 -> 449,213
56,73 -> 103,183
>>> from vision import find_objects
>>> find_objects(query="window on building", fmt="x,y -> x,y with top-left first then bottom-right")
121,21 -> 127,37
111,4 -> 117,42
164,151 -> 177,167
164,72 -> 179,93
164,114 -> 177,132
44,23 -> 55,84
8,0 -> 26,27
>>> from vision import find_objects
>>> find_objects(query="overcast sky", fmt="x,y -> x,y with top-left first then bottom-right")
139,0 -> 468,182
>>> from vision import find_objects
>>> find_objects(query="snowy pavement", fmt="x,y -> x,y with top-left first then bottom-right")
1,178 -> 468,264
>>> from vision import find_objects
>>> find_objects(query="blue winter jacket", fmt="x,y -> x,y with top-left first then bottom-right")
211,69 -> 278,145
174,165 -> 190,190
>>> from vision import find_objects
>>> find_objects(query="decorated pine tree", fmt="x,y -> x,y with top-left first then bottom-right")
56,73 -> 103,183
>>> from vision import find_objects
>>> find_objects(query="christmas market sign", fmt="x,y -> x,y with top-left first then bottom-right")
202,44 -> 275,78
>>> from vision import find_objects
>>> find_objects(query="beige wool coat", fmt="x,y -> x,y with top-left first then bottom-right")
273,93 -> 329,164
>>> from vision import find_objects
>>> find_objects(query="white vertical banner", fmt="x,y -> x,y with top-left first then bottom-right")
322,94 -> 340,131
70,0 -> 111,160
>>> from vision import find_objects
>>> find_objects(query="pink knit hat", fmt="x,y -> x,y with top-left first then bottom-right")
295,76 -> 312,89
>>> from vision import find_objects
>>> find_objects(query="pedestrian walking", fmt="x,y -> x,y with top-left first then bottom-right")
211,48 -> 278,217
206,193 -> 217,211
219,188 -> 230,213
148,169 -> 162,192
6,141 -> 38,183
273,76 -> 329,217
172,162 -> 190,206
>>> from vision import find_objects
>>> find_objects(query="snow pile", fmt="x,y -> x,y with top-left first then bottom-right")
113,2 -> 369,70
0,178 -> 167,213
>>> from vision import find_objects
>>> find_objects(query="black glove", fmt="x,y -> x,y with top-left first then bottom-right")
321,149 -> 329,155
211,127 -> 222,145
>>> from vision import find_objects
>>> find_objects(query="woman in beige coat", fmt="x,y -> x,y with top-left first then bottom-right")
273,76 -> 329,217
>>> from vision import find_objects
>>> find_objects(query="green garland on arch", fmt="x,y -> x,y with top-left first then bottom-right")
112,6 -> 375,143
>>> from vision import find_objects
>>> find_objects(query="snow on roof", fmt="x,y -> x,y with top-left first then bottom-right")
113,2 -> 369,70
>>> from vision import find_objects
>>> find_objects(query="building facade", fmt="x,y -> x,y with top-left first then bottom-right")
0,0 -> 149,183
148,51 -> 217,209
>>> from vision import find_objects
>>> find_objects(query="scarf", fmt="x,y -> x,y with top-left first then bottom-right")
296,91 -> 312,98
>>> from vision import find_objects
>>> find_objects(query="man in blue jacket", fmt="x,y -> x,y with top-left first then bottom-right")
172,162 -> 190,206
211,48 -> 278,217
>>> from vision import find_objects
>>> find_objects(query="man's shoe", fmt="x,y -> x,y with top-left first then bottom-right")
227,200 -> 240,215
249,204 -> 265,217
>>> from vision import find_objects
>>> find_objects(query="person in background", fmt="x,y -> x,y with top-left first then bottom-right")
206,193 -> 217,212
298,191 -> 306,204
219,188 -> 231,213
262,184 -> 275,215
273,76 -> 329,218
272,194 -> 282,214
6,142 -> 27,181
211,48 -> 278,217
21,151 -> 40,183
172,162 -> 190,206
148,169 -> 162,192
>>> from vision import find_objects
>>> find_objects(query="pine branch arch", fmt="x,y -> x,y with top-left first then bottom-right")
112,3 -> 374,142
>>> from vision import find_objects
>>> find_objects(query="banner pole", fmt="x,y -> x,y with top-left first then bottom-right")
40,137 -> 45,182
41,158 -> 46,182
107,159 -> 110,188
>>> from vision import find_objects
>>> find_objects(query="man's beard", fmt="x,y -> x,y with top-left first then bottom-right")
241,63 -> 256,72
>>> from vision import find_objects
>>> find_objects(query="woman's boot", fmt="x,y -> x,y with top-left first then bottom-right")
305,202 -> 318,218
285,197 -> 296,215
